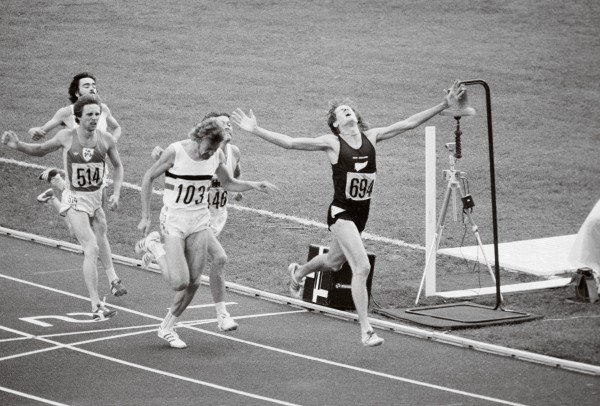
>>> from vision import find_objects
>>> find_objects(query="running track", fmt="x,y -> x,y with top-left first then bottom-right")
0,233 -> 598,406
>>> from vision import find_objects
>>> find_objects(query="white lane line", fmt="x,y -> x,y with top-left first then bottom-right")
186,302 -> 237,309
0,272 -> 528,406
0,325 -> 158,362
178,323 -> 530,406
0,385 -> 69,406
0,322 -> 158,343
0,158 -> 424,250
33,268 -> 80,275
0,310 -> 307,361
0,326 -> 301,406
179,309 -> 307,326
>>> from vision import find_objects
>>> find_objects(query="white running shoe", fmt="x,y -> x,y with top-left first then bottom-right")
288,263 -> 303,299
361,330 -> 384,347
157,327 -> 187,349
38,168 -> 66,189
217,313 -> 239,332
135,231 -> 161,255
38,168 -> 59,182
140,252 -> 155,270
37,188 -> 55,203
92,304 -> 117,321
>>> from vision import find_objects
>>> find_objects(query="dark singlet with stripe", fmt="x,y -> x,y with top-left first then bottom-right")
331,132 -> 377,209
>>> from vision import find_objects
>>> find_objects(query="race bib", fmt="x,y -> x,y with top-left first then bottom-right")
171,180 -> 209,206
345,172 -> 376,201
209,188 -> 228,209
71,162 -> 104,188
67,193 -> 78,208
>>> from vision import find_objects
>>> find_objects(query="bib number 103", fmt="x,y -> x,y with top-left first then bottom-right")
175,184 -> 207,205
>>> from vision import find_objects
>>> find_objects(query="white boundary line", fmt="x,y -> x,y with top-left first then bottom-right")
0,158 -> 424,250
0,385 -> 69,406
0,325 -> 301,406
0,310 -> 308,363
1,226 -> 599,376
0,273 -> 531,406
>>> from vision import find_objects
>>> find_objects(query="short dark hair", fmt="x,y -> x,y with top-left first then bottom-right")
68,72 -> 96,104
73,94 -> 102,124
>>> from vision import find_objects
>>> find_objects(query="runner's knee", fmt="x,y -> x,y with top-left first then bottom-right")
323,257 -> 344,272
169,274 -> 190,291
212,251 -> 228,269
81,241 -> 99,259
352,262 -> 371,282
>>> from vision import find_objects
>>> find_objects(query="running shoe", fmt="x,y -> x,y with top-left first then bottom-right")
36,188 -> 55,203
361,330 -> 384,347
134,231 -> 161,255
110,279 -> 128,297
140,252 -> 155,270
158,327 -> 187,349
288,263 -> 303,299
217,313 -> 239,332
92,304 -> 117,321
38,168 -> 59,182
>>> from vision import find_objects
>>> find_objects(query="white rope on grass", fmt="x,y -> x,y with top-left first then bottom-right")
0,157 -> 425,250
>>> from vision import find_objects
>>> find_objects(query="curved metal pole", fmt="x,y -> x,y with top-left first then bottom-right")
460,79 -> 502,309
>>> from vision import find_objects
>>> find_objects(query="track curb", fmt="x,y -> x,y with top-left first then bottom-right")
1,226 -> 598,376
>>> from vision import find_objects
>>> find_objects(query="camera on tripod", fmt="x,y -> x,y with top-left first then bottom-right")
445,142 -> 456,153
442,169 -> 467,181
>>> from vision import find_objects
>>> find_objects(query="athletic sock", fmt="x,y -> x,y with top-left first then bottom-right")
160,311 -> 178,330
215,301 -> 227,316
148,241 -> 166,260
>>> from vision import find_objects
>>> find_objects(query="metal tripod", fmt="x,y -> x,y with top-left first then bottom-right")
415,142 -> 500,305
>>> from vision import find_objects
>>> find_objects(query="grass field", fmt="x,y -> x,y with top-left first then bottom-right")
1,0 -> 599,366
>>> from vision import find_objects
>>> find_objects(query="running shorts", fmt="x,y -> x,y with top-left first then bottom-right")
327,201 -> 370,233
59,188 -> 103,218
160,206 -> 211,239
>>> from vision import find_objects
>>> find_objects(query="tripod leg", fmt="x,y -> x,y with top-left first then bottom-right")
456,184 -> 504,302
416,182 -> 454,304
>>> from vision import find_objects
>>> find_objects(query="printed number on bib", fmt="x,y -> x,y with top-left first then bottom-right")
71,163 -> 104,188
345,172 -> 376,201
67,194 -> 78,207
210,189 -> 228,209
175,184 -> 207,205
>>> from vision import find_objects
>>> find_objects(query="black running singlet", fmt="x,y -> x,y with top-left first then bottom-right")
331,133 -> 377,208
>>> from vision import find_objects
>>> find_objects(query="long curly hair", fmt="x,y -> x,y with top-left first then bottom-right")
68,72 -> 96,104
188,117 -> 225,145
326,98 -> 369,135
202,111 -> 230,121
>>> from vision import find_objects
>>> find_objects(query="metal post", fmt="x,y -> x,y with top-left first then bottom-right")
460,79 -> 502,309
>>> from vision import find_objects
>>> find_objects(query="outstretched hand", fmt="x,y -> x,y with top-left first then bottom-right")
151,146 -> 164,162
231,109 -> 258,133
28,127 -> 47,141
444,80 -> 465,109
253,181 -> 279,193
1,130 -> 19,149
